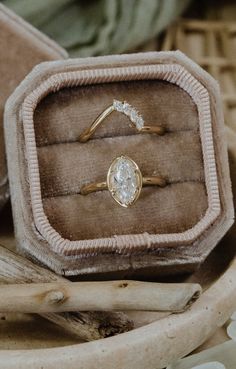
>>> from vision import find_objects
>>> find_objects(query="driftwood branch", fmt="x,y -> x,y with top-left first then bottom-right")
0,244 -> 202,340
0,245 -> 133,340
0,255 -> 235,369
0,279 -> 201,313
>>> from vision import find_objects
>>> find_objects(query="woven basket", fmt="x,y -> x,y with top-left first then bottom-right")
161,19 -> 236,131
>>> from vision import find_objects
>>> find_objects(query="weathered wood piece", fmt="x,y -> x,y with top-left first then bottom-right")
0,256 -> 235,369
0,279 -> 201,313
0,245 -> 133,340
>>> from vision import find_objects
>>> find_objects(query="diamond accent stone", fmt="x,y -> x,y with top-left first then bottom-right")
123,102 -> 132,115
130,109 -> 138,123
112,99 -> 145,131
113,99 -> 123,112
136,116 -> 144,130
107,156 -> 142,207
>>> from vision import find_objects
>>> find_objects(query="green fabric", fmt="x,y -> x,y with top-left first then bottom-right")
2,0 -> 191,56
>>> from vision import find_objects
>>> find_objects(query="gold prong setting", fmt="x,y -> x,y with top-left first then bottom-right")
107,155 -> 143,207
113,99 -> 145,131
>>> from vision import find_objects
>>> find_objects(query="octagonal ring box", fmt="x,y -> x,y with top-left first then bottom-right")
4,51 -> 234,277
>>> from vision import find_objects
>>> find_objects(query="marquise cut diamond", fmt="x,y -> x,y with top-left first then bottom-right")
107,156 -> 142,207
112,99 -> 145,131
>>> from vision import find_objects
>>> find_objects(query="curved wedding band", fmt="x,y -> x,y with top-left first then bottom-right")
80,155 -> 166,208
78,100 -> 165,143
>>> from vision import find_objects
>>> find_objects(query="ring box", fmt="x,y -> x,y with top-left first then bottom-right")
0,3 -> 66,210
4,51 -> 234,276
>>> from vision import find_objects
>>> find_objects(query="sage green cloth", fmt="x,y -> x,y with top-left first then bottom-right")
2,0 -> 190,56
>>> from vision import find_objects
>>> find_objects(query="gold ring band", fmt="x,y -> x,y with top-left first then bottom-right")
80,155 -> 166,208
78,100 -> 165,143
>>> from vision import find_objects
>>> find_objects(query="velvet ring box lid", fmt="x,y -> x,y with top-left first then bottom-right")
4,51 -> 234,277
0,3 -> 67,211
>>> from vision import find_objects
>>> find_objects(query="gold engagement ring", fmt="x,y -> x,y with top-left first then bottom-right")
78,99 -> 165,143
80,155 -> 166,208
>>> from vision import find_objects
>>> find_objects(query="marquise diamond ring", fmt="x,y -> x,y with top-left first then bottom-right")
80,155 -> 166,208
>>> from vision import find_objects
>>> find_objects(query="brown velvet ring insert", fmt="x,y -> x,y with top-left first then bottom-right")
22,63 -> 220,257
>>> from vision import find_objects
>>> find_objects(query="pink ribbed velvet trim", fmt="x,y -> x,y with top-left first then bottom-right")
22,63 -> 221,257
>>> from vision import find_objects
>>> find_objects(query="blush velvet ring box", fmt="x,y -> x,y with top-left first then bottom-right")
4,51 -> 234,277
0,3 -> 67,211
